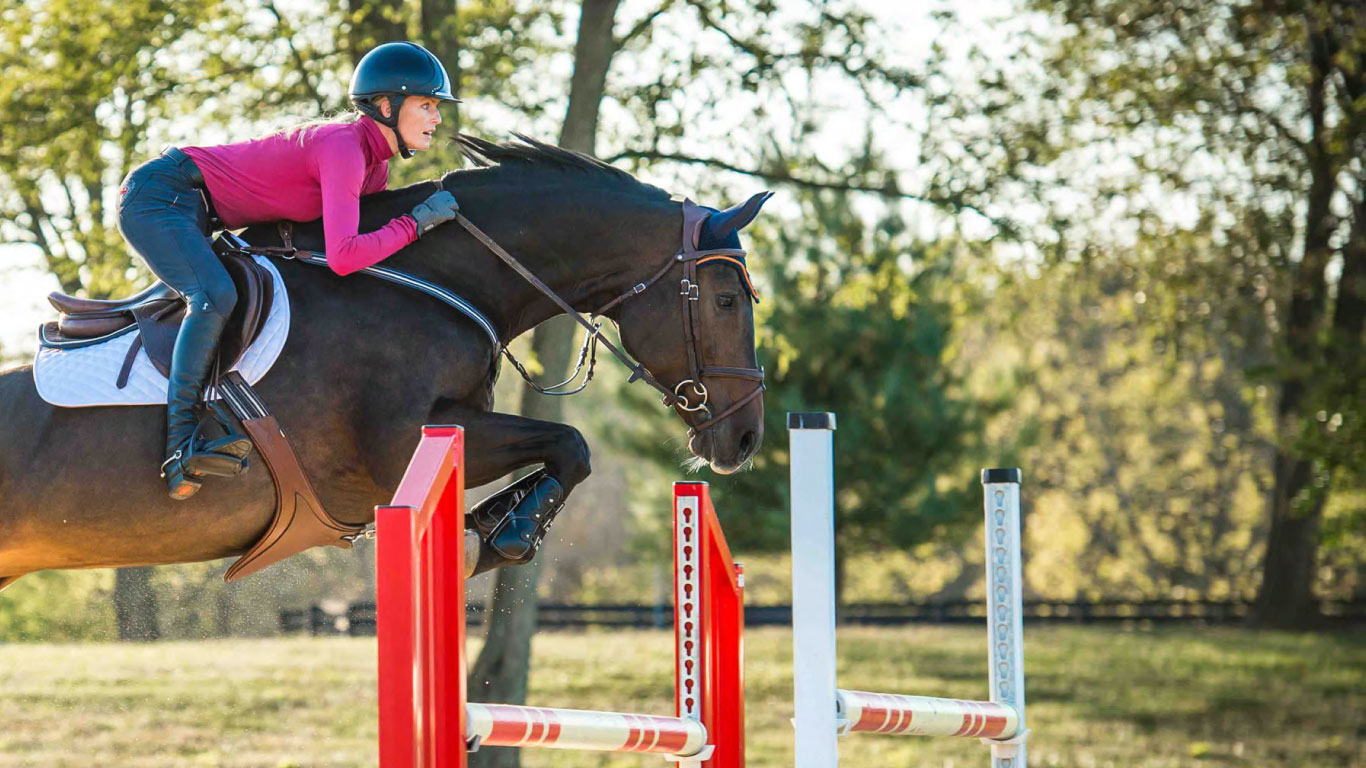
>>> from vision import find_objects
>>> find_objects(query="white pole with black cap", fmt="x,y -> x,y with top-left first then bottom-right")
788,412 -> 840,768
981,466 -> 1027,768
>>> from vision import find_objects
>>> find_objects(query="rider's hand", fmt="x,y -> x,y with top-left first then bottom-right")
411,190 -> 460,235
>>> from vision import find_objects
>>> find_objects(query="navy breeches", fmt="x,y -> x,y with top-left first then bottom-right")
115,148 -> 236,319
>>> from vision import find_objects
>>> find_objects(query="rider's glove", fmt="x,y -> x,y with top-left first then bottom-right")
411,190 -> 460,235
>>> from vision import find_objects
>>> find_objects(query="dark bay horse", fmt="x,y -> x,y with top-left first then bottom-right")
0,135 -> 767,591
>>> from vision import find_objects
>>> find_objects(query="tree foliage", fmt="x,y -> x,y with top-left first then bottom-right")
898,0 -> 1366,620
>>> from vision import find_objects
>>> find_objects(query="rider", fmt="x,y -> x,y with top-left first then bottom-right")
116,41 -> 462,500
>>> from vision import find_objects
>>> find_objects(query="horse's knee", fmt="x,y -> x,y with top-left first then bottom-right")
548,425 -> 591,487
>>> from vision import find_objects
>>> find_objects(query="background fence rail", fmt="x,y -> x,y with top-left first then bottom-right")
279,599 -> 1366,636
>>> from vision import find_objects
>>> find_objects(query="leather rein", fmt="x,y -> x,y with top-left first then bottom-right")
267,198 -> 764,437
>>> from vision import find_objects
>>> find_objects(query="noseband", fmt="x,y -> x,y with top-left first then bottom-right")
454,198 -> 765,436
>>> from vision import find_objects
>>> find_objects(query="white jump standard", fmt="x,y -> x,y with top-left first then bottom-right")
787,412 -> 1029,768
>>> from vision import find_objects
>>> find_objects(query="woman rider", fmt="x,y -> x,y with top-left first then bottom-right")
117,42 -> 462,500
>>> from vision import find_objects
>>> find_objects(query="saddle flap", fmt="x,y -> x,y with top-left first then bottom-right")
33,254 -> 291,410
216,252 -> 274,370
132,300 -> 187,378
58,250 -> 277,377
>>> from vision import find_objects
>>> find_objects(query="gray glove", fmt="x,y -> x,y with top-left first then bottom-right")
411,190 -> 460,235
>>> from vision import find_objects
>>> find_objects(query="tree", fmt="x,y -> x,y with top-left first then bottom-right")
466,3 -> 622,766
0,0 -> 252,295
1004,0 -> 1366,626
113,567 -> 160,641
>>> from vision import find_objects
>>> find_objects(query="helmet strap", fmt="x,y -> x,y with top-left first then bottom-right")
356,94 -> 413,159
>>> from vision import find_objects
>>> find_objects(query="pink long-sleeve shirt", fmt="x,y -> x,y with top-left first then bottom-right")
183,116 -> 417,275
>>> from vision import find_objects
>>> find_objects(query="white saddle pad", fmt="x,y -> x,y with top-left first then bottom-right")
33,255 -> 291,408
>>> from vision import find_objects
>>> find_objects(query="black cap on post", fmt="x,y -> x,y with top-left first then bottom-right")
981,468 -> 1023,484
787,412 -> 837,430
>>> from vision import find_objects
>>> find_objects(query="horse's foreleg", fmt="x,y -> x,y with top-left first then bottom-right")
428,406 -> 592,490
425,406 -> 592,573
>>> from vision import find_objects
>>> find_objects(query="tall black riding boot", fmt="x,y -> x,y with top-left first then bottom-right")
466,469 -> 566,566
160,292 -> 251,500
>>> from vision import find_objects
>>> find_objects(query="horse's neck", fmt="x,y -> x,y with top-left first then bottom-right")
276,184 -> 680,344
404,191 -> 680,343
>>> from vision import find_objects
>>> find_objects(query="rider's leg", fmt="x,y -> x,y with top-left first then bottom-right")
160,287 -> 241,497
116,150 -> 248,500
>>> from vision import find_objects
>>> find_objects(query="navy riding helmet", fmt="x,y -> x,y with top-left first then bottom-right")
349,41 -> 460,158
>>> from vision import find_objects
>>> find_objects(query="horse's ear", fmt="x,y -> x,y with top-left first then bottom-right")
702,191 -> 774,245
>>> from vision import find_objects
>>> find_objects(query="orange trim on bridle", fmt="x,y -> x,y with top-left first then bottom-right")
696,254 -> 761,302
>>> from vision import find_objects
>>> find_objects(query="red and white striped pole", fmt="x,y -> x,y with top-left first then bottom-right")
376,429 -> 745,767
836,690 -> 1019,739
467,703 -> 708,754
788,413 -> 1027,768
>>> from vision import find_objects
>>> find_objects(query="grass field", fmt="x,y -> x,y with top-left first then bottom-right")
1,625 -> 1363,767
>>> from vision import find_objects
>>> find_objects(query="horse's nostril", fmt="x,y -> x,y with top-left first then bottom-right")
739,430 -> 757,457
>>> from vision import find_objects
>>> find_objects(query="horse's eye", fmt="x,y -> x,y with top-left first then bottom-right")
716,294 -> 735,309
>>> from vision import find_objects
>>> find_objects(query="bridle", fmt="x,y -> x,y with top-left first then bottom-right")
264,197 -> 765,436
453,197 -> 766,437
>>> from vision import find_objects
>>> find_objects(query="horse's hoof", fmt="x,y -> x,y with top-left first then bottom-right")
472,540 -> 512,576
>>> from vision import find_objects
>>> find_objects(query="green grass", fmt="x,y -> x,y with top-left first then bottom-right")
0,626 -> 1362,767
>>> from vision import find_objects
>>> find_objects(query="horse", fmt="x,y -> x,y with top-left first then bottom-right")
0,135 -> 768,591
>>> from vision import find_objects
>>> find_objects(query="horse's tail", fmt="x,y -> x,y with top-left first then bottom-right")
0,574 -> 21,593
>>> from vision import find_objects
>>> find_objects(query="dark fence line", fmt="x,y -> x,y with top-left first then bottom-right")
280,598 -> 1366,636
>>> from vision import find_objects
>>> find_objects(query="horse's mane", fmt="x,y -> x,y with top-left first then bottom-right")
449,133 -> 670,197
360,133 -> 671,219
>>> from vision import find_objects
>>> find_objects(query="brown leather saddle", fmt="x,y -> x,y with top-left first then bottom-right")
42,246 -> 274,389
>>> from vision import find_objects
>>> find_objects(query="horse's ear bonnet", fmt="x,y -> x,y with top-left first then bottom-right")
696,191 -> 774,302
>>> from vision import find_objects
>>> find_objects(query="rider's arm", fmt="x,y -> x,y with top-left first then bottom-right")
315,135 -> 418,276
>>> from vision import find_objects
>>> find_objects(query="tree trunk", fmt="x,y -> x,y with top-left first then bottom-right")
558,0 -> 620,154
466,318 -> 577,768
113,566 -> 160,641
1251,31 -> 1335,629
214,585 -> 235,637
344,0 -> 411,62
420,0 -> 461,130
466,2 -> 621,765
1254,454 -> 1327,627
